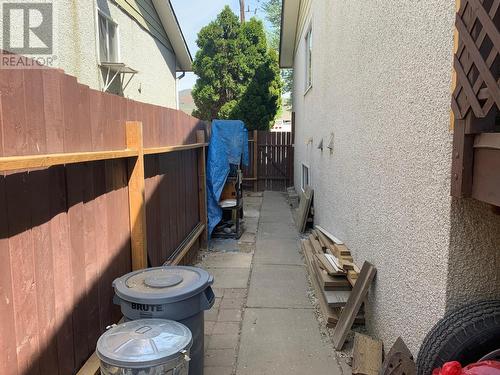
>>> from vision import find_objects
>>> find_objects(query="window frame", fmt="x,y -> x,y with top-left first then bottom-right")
304,25 -> 313,94
97,9 -> 120,64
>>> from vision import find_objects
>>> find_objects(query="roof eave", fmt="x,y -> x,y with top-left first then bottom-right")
152,0 -> 193,72
279,0 -> 300,68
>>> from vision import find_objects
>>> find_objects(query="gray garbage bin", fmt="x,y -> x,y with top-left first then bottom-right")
96,319 -> 192,375
113,266 -> 215,375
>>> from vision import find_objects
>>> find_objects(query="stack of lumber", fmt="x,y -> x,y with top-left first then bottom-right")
301,228 -> 364,327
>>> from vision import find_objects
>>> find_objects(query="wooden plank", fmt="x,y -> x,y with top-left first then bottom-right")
348,270 -> 359,286
297,186 -> 313,232
49,166 -> 75,374
0,176 -> 19,375
0,143 -> 207,172
30,170 -> 59,375
309,234 -> 323,254
196,131 -> 208,249
0,149 -> 138,172
126,121 -> 148,270
302,240 -> 338,327
76,352 -> 100,375
316,253 -> 344,275
1,70 -> 27,157
315,225 -> 344,244
143,142 -> 207,155
352,333 -> 383,375
332,262 -> 377,350
168,222 -> 205,265
451,117 -> 474,197
66,164 -> 90,369
334,243 -> 351,257
82,165 -> 101,349
324,289 -> 350,308
324,253 -> 344,272
91,161 -> 110,334
6,180 -> 40,373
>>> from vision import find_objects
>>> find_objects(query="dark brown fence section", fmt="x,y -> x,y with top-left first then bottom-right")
451,0 -> 500,206
0,67 -> 205,375
243,130 -> 293,191
145,150 -> 200,266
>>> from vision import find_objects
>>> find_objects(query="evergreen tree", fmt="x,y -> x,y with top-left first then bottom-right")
261,0 -> 293,104
192,6 -> 281,130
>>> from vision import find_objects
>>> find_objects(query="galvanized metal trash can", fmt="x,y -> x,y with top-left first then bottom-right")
96,319 -> 192,375
113,266 -> 215,375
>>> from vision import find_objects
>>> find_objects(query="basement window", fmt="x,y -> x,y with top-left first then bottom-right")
302,163 -> 310,191
98,11 -> 119,63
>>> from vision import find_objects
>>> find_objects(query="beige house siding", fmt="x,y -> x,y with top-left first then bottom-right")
54,0 -> 177,108
291,0 -> 500,355
112,0 -> 174,51
295,0 -> 311,54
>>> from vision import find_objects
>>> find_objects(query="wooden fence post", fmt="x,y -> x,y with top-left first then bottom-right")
253,130 -> 258,191
197,130 -> 208,249
126,121 -> 148,270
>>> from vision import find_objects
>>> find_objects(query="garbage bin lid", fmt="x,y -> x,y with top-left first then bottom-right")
96,319 -> 192,368
113,266 -> 214,304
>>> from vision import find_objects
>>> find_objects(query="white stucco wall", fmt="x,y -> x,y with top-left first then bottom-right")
291,0 -> 500,354
54,0 -> 177,108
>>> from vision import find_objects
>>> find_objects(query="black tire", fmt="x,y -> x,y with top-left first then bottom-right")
416,300 -> 500,375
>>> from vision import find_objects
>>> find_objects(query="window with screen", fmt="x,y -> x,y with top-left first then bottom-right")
98,12 -> 118,63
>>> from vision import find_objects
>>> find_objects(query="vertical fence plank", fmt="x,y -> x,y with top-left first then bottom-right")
197,130 -> 208,248
92,161 -> 110,334
30,170 -> 58,375
42,70 -> 64,154
66,163 -> 90,370
126,121 -> 148,270
7,172 -> 40,375
49,166 -> 75,375
0,176 -> 19,375
82,164 -> 100,349
24,70 -> 46,154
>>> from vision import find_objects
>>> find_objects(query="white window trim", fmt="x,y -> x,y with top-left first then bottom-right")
304,25 -> 312,95
96,8 -> 121,64
301,163 -> 310,192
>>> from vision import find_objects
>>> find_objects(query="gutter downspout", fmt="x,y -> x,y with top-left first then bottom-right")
176,71 -> 186,110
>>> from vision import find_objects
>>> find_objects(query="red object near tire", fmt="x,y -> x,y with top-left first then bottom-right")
432,361 -> 500,375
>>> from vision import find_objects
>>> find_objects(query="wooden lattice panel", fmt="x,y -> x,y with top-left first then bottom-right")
452,0 -> 500,120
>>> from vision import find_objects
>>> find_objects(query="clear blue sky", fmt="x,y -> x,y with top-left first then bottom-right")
171,0 -> 266,91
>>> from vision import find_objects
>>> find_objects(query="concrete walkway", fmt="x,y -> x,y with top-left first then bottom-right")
199,191 -> 345,375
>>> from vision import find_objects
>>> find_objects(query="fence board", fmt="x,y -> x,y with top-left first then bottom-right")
31,170 -> 58,375
0,176 -> 18,375
49,166 -> 75,375
7,172 -> 40,375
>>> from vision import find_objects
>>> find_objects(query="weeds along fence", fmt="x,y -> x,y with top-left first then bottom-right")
0,68 -> 207,375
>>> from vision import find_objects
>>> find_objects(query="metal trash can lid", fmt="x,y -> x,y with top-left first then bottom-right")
96,319 -> 192,368
113,266 -> 214,304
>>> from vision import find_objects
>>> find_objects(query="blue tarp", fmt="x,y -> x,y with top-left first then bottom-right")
207,120 -> 249,237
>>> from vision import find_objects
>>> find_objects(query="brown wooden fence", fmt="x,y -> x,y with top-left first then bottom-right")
243,130 -> 294,191
451,0 -> 500,206
0,67 -> 207,375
